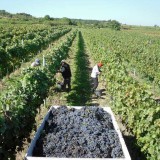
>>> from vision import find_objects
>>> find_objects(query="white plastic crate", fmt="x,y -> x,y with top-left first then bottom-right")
25,106 -> 131,160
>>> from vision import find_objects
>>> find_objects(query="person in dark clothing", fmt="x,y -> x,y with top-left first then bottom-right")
59,60 -> 72,91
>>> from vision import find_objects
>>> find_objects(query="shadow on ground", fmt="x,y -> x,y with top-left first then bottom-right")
123,135 -> 147,160
66,31 -> 92,106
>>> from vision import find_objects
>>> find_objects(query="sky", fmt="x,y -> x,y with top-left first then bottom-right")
0,0 -> 160,26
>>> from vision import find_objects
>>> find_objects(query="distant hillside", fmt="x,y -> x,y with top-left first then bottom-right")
0,10 -> 34,19
0,10 -> 122,30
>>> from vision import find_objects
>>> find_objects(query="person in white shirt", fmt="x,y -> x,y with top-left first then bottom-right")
31,58 -> 40,67
91,62 -> 103,92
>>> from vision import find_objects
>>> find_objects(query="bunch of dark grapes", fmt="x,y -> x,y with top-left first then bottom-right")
33,106 -> 124,158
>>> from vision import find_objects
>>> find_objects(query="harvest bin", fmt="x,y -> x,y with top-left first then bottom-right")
25,106 -> 131,160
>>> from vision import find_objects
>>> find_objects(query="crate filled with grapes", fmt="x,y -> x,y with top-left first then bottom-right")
25,106 -> 131,160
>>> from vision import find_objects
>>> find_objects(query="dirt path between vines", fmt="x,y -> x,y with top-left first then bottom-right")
16,31 -> 146,160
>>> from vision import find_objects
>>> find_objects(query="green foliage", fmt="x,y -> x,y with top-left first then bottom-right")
0,10 -> 12,18
0,24 -> 71,78
81,28 -> 160,160
0,47 -> 8,76
60,17 -> 72,25
0,29 -> 77,159
44,15 -> 51,20
107,20 -> 121,30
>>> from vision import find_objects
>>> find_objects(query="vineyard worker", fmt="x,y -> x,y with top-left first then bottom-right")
31,58 -> 40,67
91,62 -> 103,92
58,60 -> 72,92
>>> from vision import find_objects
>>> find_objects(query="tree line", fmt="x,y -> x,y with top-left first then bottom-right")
0,10 -> 121,30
